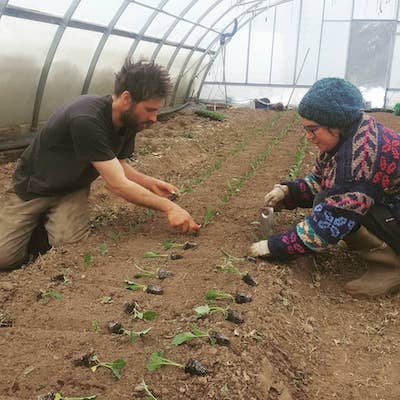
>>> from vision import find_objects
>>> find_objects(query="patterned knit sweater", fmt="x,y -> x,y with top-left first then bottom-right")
268,113 -> 400,260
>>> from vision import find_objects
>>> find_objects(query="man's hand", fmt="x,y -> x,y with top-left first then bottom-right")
147,177 -> 178,199
264,184 -> 288,208
249,240 -> 270,257
166,204 -> 200,233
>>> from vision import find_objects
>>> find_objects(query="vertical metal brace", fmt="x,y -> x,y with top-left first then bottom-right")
0,0 -> 10,21
269,7 -> 277,84
292,0 -> 303,85
81,0 -> 131,95
315,0 -> 326,80
344,0 -> 356,81
31,0 -> 82,130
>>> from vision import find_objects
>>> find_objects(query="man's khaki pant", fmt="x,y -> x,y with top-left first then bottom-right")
0,188 -> 90,270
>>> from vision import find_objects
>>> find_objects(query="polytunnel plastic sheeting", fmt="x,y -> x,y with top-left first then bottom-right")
200,0 -> 400,108
1,0 -> 276,133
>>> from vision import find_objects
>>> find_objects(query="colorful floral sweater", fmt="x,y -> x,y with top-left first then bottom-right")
268,113 -> 400,260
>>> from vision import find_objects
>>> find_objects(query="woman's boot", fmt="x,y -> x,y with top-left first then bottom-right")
343,226 -> 400,297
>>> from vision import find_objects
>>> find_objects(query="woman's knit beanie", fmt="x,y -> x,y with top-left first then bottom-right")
298,78 -> 363,128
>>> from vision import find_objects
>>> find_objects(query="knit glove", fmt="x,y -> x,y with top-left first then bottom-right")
264,184 -> 289,208
249,240 -> 270,257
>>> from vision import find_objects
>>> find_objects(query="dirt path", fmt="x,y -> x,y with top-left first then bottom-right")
0,109 -> 399,400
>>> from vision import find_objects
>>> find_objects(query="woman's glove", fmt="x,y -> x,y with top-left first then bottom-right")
264,184 -> 289,208
249,240 -> 270,257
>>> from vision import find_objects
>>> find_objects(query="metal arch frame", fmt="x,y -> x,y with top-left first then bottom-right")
268,6 -> 277,83
126,0 -> 170,61
0,0 -> 9,21
180,0 -> 269,104
81,0 -> 131,95
150,0 -> 199,62
292,0 -> 303,84
165,0 -> 221,72
171,0 -> 257,104
31,0 -> 82,130
344,0 -> 356,81
315,0 -> 326,80
131,0 -> 221,35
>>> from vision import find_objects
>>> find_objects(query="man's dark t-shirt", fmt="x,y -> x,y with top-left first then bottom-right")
13,95 -> 136,201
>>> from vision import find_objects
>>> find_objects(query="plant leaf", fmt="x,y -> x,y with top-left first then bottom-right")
143,251 -> 161,258
147,351 -> 164,371
171,332 -> 197,345
142,310 -> 158,321
162,240 -> 174,250
124,280 -> 145,291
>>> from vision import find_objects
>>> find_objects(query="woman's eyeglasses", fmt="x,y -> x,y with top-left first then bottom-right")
302,124 -> 322,138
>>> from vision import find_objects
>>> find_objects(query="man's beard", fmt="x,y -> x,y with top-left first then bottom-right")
120,106 -> 153,132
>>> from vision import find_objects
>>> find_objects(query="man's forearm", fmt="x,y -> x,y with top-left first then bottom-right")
120,161 -> 154,189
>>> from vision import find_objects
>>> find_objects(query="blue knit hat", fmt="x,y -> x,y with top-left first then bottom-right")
298,78 -> 363,128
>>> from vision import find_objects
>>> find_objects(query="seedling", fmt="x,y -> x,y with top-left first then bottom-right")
38,393 -> 96,400
37,289 -> 64,300
92,320 -> 100,333
123,301 -> 158,321
139,378 -> 158,400
107,321 -> 151,343
83,252 -> 92,269
172,327 -> 230,346
124,280 -> 163,295
162,240 -> 198,251
99,242 -> 108,256
133,265 -> 172,280
216,259 -> 257,286
89,354 -> 126,380
202,206 -> 217,226
143,251 -> 168,259
106,231 -> 119,241
194,109 -> 225,121
205,289 -> 234,301
147,351 -> 207,376
51,274 -> 71,284
193,305 -> 244,324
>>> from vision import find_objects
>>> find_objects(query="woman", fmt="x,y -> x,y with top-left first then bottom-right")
250,78 -> 400,297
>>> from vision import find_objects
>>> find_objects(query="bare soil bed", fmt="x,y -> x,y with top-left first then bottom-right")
0,108 -> 399,400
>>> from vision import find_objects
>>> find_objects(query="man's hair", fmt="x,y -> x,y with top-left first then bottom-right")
114,59 -> 172,102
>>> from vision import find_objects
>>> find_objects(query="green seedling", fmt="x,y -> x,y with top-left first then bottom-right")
147,351 -> 207,376
83,252 -> 92,269
221,249 -> 246,262
161,240 -> 198,251
123,301 -> 158,321
172,328 -> 230,346
106,231 -> 119,241
216,258 -> 257,286
205,289 -> 234,301
124,280 -> 163,295
91,320 -> 100,333
139,378 -> 158,400
90,355 -> 126,380
143,251 -> 168,259
99,242 -> 108,256
194,109 -> 225,121
193,305 -> 244,324
52,274 -> 71,284
202,206 -> 217,226
37,289 -> 64,300
109,321 -> 151,342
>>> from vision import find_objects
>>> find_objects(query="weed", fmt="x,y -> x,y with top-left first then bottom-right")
83,252 -> 92,269
99,242 -> 108,256
203,206 -> 217,226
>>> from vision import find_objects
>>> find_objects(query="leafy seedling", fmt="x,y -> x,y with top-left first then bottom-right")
172,328 -> 230,346
162,240 -> 198,251
205,289 -> 234,301
107,321 -> 152,343
124,280 -> 163,295
143,250 -> 182,260
83,252 -> 92,269
38,393 -> 96,400
147,351 -> 207,376
99,242 -> 108,256
194,109 -> 225,121
37,289 -> 64,300
89,354 -> 126,380
92,320 -> 100,333
216,259 -> 257,286
193,305 -> 244,324
139,378 -> 158,400
133,265 -> 172,280
202,206 -> 217,226
123,301 -> 158,321
51,274 -> 71,284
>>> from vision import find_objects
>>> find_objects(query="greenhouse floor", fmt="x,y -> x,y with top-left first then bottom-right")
0,109 -> 399,400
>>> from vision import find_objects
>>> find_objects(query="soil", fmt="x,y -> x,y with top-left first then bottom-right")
0,108 -> 399,400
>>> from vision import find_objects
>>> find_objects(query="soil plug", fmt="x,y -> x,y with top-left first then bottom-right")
209,331 -> 230,346
182,241 -> 198,250
225,309 -> 244,324
147,351 -> 207,376
107,321 -> 123,334
234,292 -> 252,304
242,273 -> 257,287
170,252 -> 183,260
156,269 -> 172,279
73,352 -> 97,368
124,280 -> 163,295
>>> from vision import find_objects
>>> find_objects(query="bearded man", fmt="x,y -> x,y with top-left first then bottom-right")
0,60 -> 199,271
